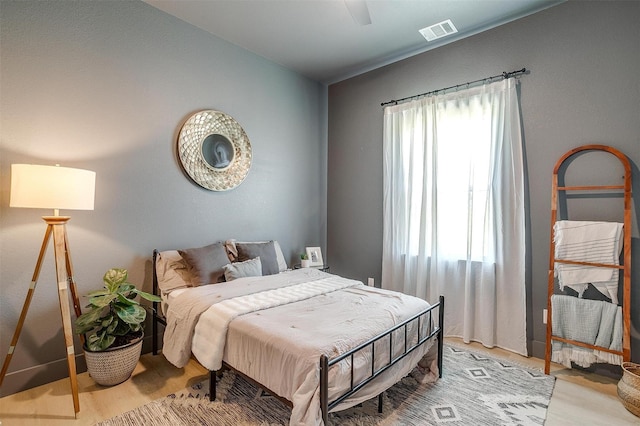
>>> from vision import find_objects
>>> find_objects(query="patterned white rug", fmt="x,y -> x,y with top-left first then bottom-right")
97,344 -> 555,425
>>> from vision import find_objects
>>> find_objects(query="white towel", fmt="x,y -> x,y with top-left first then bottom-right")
554,220 -> 623,303
551,294 -> 622,368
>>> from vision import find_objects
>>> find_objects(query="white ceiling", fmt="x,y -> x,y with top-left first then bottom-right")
144,0 -> 562,84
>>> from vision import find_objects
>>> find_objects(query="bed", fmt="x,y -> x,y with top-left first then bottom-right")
151,241 -> 443,425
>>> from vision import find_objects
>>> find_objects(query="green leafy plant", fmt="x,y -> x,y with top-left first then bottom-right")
75,268 -> 161,352
300,253 -> 308,260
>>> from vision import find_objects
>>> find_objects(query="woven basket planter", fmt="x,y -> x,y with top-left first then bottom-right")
84,336 -> 143,386
618,362 -> 640,417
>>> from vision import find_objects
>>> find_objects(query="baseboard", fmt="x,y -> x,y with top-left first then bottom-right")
0,353 -> 87,398
530,339 -> 546,359
0,333 -> 158,398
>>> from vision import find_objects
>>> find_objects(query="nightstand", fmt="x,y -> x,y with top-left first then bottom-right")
293,264 -> 330,273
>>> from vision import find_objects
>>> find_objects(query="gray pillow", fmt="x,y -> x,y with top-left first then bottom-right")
224,257 -> 262,281
178,242 -> 230,285
236,241 -> 279,276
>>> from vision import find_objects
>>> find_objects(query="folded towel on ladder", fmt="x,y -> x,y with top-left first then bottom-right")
551,294 -> 622,368
553,220 -> 623,303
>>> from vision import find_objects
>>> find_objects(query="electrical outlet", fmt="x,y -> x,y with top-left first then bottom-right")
543,309 -> 548,324
367,277 -> 374,287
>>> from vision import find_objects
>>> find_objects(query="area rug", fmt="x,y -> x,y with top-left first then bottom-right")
96,344 -> 555,425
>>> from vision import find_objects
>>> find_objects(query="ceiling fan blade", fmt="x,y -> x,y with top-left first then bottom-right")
344,0 -> 371,26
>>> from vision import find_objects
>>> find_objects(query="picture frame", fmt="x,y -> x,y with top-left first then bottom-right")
305,246 -> 323,267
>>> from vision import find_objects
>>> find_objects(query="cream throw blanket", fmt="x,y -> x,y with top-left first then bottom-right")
553,220 -> 623,303
551,294 -> 622,368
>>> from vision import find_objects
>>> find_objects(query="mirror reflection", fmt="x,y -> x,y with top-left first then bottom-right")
202,133 -> 234,169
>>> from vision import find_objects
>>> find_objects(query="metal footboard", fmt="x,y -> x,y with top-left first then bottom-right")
320,295 -> 444,425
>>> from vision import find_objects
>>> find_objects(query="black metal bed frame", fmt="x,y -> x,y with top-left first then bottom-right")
151,249 -> 444,425
151,249 -> 165,356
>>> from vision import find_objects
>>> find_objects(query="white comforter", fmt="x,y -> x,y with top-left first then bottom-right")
162,269 -> 437,426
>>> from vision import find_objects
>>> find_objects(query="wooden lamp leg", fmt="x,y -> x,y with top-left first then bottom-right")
52,221 -> 80,415
0,224 -> 53,386
62,225 -> 84,347
0,217 -> 82,416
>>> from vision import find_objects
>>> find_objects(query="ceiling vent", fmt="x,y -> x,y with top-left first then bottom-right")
419,19 -> 458,42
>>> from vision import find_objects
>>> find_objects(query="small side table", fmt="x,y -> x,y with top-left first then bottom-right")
294,264 -> 330,273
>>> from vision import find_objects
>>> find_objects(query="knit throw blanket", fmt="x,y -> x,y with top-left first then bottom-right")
551,294 -> 622,368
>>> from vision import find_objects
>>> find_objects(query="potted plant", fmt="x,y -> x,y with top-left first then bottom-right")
75,268 -> 160,386
300,253 -> 311,268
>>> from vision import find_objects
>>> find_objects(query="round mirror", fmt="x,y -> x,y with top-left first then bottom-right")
177,110 -> 252,191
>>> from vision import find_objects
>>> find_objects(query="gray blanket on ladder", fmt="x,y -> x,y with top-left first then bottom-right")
551,294 -> 622,368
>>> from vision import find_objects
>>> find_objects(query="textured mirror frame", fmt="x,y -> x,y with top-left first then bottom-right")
177,110 -> 252,191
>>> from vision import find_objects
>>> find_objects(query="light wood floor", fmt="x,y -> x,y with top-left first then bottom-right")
0,338 -> 638,425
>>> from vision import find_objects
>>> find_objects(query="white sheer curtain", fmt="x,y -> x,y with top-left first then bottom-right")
382,78 -> 527,355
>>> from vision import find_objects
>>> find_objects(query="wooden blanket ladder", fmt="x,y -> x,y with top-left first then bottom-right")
544,144 -> 632,374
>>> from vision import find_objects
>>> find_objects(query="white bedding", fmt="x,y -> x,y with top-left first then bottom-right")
162,268 -> 438,426
192,276 -> 361,371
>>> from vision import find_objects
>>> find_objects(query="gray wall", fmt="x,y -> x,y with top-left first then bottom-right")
327,1 -> 640,360
0,1 -> 326,396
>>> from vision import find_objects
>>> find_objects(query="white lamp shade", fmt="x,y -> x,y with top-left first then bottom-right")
10,164 -> 96,211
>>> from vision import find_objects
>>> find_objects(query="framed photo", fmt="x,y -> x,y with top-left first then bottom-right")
305,247 -> 324,267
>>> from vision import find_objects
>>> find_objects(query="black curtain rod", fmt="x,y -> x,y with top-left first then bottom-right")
380,67 -> 528,107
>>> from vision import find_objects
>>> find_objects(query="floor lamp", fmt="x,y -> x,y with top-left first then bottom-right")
0,164 -> 96,416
